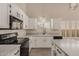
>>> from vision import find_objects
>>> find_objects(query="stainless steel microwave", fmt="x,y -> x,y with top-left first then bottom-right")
9,15 -> 23,30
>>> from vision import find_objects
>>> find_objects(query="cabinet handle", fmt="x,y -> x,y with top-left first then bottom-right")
10,10 -> 11,13
57,49 -> 61,54
9,4 -> 11,8
14,50 -> 20,55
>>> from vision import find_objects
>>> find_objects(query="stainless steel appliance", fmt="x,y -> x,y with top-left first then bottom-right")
53,36 -> 63,39
9,15 -> 23,30
0,33 -> 18,44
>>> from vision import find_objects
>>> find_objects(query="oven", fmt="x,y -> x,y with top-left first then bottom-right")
0,33 -> 18,44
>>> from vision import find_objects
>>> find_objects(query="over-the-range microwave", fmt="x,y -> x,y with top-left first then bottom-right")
9,15 -> 23,30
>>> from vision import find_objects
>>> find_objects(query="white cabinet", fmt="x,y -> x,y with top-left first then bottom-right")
0,3 -> 9,28
9,4 -> 23,20
29,37 -> 52,48
18,8 -> 24,21
23,14 -> 37,29
60,20 -> 65,29
28,18 -> 36,29
23,14 -> 29,29
76,20 -> 79,29
9,4 -> 18,18
60,20 -> 77,30
53,19 -> 61,29
51,19 -> 54,29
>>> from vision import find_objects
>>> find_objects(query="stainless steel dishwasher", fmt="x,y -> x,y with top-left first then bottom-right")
19,38 -> 29,56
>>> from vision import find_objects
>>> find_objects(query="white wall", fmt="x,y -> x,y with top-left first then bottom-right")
16,3 -> 27,14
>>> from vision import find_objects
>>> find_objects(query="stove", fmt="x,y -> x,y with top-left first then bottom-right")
0,33 -> 18,44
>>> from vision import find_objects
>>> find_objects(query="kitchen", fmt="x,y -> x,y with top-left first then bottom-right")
0,3 -> 79,56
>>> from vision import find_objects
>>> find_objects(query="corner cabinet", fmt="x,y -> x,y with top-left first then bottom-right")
0,4 -> 9,29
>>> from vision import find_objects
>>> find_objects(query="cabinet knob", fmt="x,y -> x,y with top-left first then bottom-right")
9,5 -> 11,8
10,10 -> 11,13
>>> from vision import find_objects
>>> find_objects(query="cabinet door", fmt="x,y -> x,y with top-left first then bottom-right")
10,4 -> 17,17
0,3 -> 9,28
76,20 -> 79,29
18,8 -> 23,20
35,37 -> 52,48
10,4 -> 20,19
28,18 -> 36,29
41,37 -> 52,48
51,19 -> 54,29
23,14 -> 29,29
53,19 -> 61,29
29,37 -> 36,48
60,20 -> 66,29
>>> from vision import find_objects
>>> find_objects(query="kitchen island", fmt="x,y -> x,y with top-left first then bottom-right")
17,35 -> 79,56
52,37 -> 79,56
0,45 -> 21,56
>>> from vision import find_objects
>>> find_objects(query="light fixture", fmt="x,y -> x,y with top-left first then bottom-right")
69,3 -> 78,10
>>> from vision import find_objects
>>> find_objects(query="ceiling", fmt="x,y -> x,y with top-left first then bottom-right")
19,3 -> 79,20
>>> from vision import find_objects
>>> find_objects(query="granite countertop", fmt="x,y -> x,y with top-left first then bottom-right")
17,36 -> 29,39
52,37 -> 79,56
17,36 -> 29,44
0,45 -> 21,56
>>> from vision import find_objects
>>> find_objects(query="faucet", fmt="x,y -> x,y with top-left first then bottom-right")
43,28 -> 46,35
42,23 -> 46,35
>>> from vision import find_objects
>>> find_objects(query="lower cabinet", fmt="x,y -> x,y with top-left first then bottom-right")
29,37 -> 52,48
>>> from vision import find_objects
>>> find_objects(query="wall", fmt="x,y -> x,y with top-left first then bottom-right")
16,3 -> 27,15
25,3 -> 79,35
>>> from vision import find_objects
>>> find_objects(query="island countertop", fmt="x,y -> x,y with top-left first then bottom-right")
52,37 -> 79,56
0,45 -> 21,56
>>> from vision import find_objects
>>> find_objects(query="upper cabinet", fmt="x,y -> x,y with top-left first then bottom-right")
27,18 -> 36,29
50,19 -> 54,29
23,13 -> 29,29
53,19 -> 61,30
0,4 -> 9,29
9,4 -> 18,18
0,3 -> 28,29
9,4 -> 24,21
